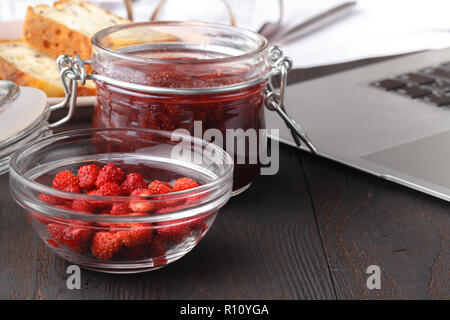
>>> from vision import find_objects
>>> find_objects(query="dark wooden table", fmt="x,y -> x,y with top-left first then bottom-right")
1,57 -> 448,300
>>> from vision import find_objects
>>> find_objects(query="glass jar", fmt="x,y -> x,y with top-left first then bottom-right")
58,22 -> 316,195
90,21 -> 270,194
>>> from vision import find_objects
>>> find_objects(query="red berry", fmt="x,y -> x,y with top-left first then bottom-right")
47,239 -> 60,248
94,213 -> 116,229
148,180 -> 173,195
129,189 -> 156,212
119,242 -> 151,260
120,233 -> 167,262
96,212 -> 148,229
154,203 -> 188,214
52,171 -> 82,193
77,164 -> 100,190
91,232 -> 122,260
39,194 -> 65,206
47,220 -> 93,254
86,189 -> 107,210
172,177 -> 199,192
148,237 -> 167,260
29,212 -> 53,225
100,212 -> 152,245
95,163 -> 125,189
110,203 -> 131,215
56,204 -> 73,211
121,173 -> 147,195
87,183 -> 122,210
148,180 -> 187,209
71,199 -> 95,213
96,182 -> 123,196
155,220 -> 191,245
47,223 -> 66,243
116,226 -> 153,247
189,214 -> 210,234
153,258 -> 168,267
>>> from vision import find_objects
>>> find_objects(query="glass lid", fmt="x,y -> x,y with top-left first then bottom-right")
0,80 -> 50,175
0,80 -> 47,143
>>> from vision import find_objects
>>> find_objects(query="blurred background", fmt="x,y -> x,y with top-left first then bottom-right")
1,0 -> 450,68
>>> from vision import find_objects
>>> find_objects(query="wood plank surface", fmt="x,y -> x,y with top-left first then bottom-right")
301,153 -> 449,299
0,116 -> 336,299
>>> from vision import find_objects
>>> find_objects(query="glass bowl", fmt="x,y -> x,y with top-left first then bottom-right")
9,128 -> 233,273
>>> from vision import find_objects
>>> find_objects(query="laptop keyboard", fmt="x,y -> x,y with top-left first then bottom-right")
372,61 -> 450,106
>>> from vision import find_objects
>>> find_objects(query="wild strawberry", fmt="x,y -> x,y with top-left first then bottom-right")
77,164 -> 100,190
129,189 -> 156,212
88,182 -> 123,210
56,204 -> 73,211
91,231 -> 122,260
185,189 -> 209,205
119,236 -> 166,262
119,242 -> 151,260
148,180 -> 173,195
47,223 -> 66,243
94,213 -> 115,229
95,163 -> 125,189
52,171 -> 82,193
121,173 -> 147,195
47,239 -> 60,248
172,177 -> 199,192
116,225 -> 153,247
154,203 -> 188,214
148,180 -> 186,209
86,189 -> 108,210
29,212 -> 52,225
96,212 -> 147,229
110,202 -> 131,215
71,199 -> 95,214
47,220 -> 93,254
39,194 -> 65,206
189,214 -> 210,234
87,190 -> 97,196
63,227 -> 94,253
148,237 -> 168,263
32,198 -> 70,225
155,220 -> 192,245
153,258 -> 168,267
96,182 -> 123,196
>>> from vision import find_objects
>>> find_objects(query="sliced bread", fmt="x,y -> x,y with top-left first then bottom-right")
0,40 -> 96,97
22,0 -> 130,60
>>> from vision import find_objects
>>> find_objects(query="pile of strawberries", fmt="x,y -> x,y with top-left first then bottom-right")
36,162 -> 207,265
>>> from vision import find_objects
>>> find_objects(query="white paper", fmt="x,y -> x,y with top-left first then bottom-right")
129,0 -> 450,68
282,0 -> 450,68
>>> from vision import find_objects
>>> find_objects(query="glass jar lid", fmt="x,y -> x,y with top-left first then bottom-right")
91,21 -> 271,91
0,81 -> 57,175
0,81 -> 47,142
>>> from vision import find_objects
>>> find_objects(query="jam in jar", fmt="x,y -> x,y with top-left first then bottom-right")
91,22 -> 272,194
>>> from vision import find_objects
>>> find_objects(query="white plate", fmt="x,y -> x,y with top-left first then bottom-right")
0,20 -> 95,107
47,96 -> 96,107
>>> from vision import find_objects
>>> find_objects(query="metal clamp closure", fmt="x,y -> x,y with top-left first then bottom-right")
47,54 -> 85,128
265,46 -> 317,154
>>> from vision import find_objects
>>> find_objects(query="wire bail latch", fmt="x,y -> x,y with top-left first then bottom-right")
265,46 -> 317,154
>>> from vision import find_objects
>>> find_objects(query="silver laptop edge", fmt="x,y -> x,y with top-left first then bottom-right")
266,47 -> 450,201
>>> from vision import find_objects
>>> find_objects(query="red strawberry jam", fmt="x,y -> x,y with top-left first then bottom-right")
92,49 -> 267,192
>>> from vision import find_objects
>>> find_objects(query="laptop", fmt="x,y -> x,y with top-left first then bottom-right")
265,47 -> 450,201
